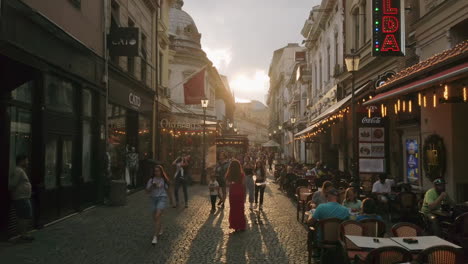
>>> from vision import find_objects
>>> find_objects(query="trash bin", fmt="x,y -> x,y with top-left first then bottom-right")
109,180 -> 127,206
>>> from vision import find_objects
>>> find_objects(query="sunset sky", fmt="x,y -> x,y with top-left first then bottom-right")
183,0 -> 321,104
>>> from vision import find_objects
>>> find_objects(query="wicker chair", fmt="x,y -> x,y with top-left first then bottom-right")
355,246 -> 413,264
341,220 -> 364,251
417,245 -> 464,264
391,222 -> 424,237
308,218 -> 344,264
295,187 -> 313,223
360,218 -> 386,237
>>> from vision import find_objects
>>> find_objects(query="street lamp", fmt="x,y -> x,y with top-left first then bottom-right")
201,98 -> 209,185
290,117 -> 297,161
234,127 -> 238,133
290,117 -> 296,124
278,125 -> 282,130
345,53 -> 361,180
228,121 -> 233,128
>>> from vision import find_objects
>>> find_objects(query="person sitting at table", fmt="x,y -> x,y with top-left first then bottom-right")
307,188 -> 350,258
372,174 -> 394,204
356,198 -> 383,221
421,178 -> 455,236
342,187 -> 362,214
310,181 -> 334,208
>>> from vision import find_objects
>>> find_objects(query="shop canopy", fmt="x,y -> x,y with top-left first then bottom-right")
364,62 -> 468,106
262,140 -> 280,148
295,85 -> 367,137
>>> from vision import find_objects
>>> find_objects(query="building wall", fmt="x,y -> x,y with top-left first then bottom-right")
23,0 -> 104,56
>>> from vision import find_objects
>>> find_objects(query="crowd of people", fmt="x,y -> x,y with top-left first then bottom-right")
145,149 -> 277,245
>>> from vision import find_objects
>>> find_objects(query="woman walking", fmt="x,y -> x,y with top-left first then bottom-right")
215,151 -> 230,208
145,164 -> 170,245
254,160 -> 267,210
243,155 -> 255,210
226,159 -> 246,232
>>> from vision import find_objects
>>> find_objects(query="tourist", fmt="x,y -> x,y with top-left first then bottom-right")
254,159 -> 267,210
146,164 -> 170,245
356,198 -> 383,221
208,173 -> 220,213
9,155 -> 34,241
173,156 -> 188,208
215,151 -> 230,208
371,174 -> 394,203
243,155 -> 255,210
342,187 -> 362,213
421,178 -> 455,236
310,181 -> 334,208
226,159 -> 246,232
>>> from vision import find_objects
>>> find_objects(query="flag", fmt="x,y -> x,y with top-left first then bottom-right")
184,68 -> 206,105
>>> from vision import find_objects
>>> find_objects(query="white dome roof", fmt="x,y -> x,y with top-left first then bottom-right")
169,0 -> 203,51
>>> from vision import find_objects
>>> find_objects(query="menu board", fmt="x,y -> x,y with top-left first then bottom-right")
358,116 -> 386,173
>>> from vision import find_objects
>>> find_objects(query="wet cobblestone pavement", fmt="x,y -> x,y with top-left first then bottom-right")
0,176 -> 309,264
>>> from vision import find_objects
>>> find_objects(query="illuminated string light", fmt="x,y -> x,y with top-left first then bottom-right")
409,100 -> 412,113
433,92 -> 437,108
368,108 -> 371,118
394,104 -> 398,114
397,99 -> 401,111
423,95 -> 427,108
402,100 -> 406,112
463,87 -> 467,102
384,106 -> 387,117
443,85 -> 449,100
381,104 -> 385,117
418,93 -> 421,106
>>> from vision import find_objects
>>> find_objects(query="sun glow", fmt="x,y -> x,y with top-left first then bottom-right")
203,47 -> 232,71
229,70 -> 269,103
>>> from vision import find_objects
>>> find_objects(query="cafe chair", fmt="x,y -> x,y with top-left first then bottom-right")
417,211 -> 432,235
394,192 -> 418,222
391,222 -> 424,237
416,245 -> 464,264
308,218 -> 343,264
447,212 -> 468,249
296,187 -> 312,223
355,246 -> 413,264
360,218 -> 386,237
341,220 -> 365,252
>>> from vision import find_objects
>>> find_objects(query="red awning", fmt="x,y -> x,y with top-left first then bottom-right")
364,62 -> 468,105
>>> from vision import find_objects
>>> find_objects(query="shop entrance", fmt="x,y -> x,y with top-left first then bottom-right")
41,134 -> 77,222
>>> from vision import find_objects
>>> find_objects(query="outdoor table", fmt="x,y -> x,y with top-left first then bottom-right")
390,236 -> 461,252
345,235 -> 402,249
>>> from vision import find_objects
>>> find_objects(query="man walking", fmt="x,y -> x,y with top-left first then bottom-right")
9,155 -> 34,241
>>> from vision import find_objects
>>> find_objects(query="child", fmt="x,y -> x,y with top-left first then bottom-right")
208,174 -> 220,213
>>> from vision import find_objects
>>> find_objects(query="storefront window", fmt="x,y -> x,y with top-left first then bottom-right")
82,90 -> 93,117
45,139 -> 58,189
108,104 -> 127,179
138,115 -> 152,159
46,75 -> 74,113
82,121 -> 93,182
11,81 -> 33,104
8,107 -> 32,179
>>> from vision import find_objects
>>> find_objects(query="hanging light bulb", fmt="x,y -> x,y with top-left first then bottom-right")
394,104 -> 398,114
464,87 -> 467,102
381,104 -> 385,117
418,93 -> 422,106
443,85 -> 449,100
368,107 -> 371,118
409,100 -> 412,113
433,92 -> 437,108
384,106 -> 387,117
403,100 -> 406,112
398,99 -> 401,111
423,95 -> 427,108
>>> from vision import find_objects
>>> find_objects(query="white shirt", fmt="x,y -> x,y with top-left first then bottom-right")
372,179 -> 394,194
208,180 -> 219,195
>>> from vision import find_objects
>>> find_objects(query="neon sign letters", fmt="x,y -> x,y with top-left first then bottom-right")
372,0 -> 405,56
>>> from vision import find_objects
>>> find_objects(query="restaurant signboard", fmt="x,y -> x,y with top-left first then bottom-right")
358,116 -> 387,173
372,0 -> 405,56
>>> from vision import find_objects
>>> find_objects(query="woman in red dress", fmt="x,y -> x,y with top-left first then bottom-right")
226,159 -> 246,232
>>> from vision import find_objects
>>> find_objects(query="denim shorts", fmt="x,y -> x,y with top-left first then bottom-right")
13,199 -> 33,219
150,196 -> 168,212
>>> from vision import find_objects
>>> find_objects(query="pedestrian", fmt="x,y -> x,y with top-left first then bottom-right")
8,155 -> 34,241
243,155 -> 255,210
268,152 -> 274,171
173,156 -> 188,208
146,164 -> 170,245
215,151 -> 230,208
226,159 -> 246,232
254,160 -> 267,210
184,154 -> 192,185
208,173 -> 220,213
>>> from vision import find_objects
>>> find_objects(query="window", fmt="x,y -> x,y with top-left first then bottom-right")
69,0 -> 81,9
361,1 -> 367,44
46,76 -> 74,113
158,52 -> 163,86
82,121 -> 93,182
110,1 -> 120,65
12,81 -> 33,104
327,45 -> 331,81
335,33 -> 339,69
141,34 -> 147,84
127,18 -> 135,75
319,58 -> 322,92
8,107 -> 32,181
353,8 -> 360,49
82,90 -> 93,117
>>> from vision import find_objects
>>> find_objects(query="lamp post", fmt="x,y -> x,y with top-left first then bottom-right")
201,98 -> 209,185
345,53 -> 360,181
290,117 -> 296,161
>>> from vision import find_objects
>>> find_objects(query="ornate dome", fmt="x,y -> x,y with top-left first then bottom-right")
169,0 -> 202,50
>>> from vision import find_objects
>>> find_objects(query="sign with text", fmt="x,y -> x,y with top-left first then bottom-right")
372,0 -> 405,56
358,115 -> 386,173
108,27 -> 139,57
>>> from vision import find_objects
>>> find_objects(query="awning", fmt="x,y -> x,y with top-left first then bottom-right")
295,84 -> 367,137
364,62 -> 468,106
262,140 -> 280,148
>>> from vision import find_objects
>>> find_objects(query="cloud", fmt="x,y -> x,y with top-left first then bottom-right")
229,70 -> 270,103
203,47 -> 232,72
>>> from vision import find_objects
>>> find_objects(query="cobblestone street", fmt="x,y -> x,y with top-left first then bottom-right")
0,176 -> 308,264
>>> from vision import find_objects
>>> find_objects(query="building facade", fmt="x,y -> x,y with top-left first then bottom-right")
233,101 -> 269,146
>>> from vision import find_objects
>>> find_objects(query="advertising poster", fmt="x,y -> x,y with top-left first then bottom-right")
406,139 -> 419,185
